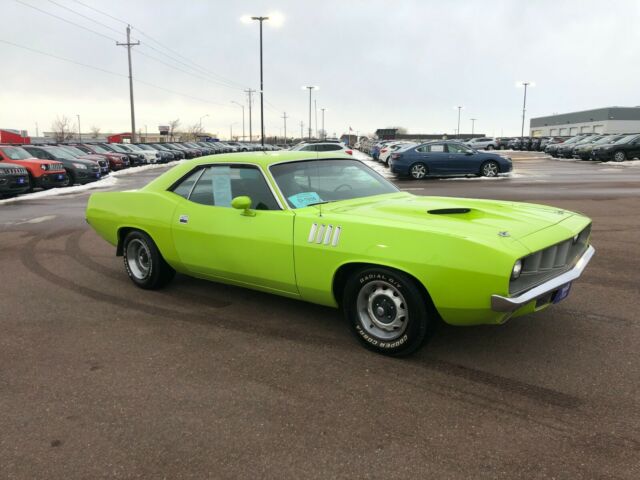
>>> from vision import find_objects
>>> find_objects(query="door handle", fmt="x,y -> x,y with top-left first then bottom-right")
179,215 -> 189,224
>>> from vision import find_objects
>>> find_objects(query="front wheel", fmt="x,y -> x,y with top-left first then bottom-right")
480,161 -> 499,177
487,145 -> 494,150
123,231 -> 175,289
343,267 -> 433,356
613,151 -> 626,162
409,163 -> 428,179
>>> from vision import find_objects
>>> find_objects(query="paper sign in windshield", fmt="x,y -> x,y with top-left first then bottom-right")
288,191 -> 322,208
212,166 -> 232,207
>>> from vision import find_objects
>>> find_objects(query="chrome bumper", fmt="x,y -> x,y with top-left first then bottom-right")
491,245 -> 595,313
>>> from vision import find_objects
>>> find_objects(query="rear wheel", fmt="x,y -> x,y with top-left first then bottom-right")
613,150 -> 626,162
123,231 -> 175,289
480,161 -> 499,177
409,163 -> 428,179
343,267 -> 433,356
65,170 -> 76,187
487,145 -> 494,150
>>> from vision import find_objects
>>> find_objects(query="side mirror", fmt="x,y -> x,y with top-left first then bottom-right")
231,195 -> 255,216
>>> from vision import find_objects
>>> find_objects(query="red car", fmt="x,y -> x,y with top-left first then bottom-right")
72,144 -> 130,170
0,144 -> 67,191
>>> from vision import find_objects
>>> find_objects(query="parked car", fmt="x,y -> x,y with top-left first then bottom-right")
100,143 -> 145,166
495,138 -> 513,150
572,134 -> 623,160
135,144 -> 174,163
466,137 -> 498,150
379,142 -> 417,165
85,152 -> 593,356
0,162 -> 30,197
73,143 -> 130,170
183,142 -> 216,155
0,145 -> 67,191
556,135 -> 599,158
545,136 -> 585,157
389,141 -> 512,179
290,142 -> 353,155
590,133 -> 640,162
149,143 -> 185,160
116,144 -> 159,164
23,145 -> 102,186
57,145 -> 110,176
539,137 -> 565,152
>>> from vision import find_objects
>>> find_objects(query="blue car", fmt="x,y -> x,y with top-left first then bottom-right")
388,141 -> 513,179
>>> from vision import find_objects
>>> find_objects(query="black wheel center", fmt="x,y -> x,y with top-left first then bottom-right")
371,296 -> 397,324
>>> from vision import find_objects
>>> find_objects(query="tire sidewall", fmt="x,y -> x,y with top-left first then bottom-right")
481,160 -> 498,177
410,163 -> 427,180
613,151 -> 626,162
123,231 -> 159,289
343,267 -> 430,356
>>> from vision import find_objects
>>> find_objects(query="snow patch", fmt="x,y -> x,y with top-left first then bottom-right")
0,176 -> 118,205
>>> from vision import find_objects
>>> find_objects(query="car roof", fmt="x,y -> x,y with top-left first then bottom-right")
185,151 -> 351,168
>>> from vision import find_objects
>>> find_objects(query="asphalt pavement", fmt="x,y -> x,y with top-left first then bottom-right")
1,152 -> 639,479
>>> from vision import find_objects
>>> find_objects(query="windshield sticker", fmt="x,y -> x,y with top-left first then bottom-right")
212,166 -> 233,207
288,192 -> 322,208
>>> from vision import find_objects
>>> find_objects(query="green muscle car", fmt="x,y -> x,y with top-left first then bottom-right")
86,152 -> 594,356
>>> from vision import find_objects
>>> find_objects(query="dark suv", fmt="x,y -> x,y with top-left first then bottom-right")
0,162 -> 30,197
591,134 -> 640,162
23,145 -> 102,185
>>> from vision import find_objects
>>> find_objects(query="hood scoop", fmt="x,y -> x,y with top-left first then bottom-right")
428,208 -> 471,215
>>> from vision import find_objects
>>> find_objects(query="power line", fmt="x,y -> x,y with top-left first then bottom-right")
0,39 -> 232,107
46,0 -> 122,36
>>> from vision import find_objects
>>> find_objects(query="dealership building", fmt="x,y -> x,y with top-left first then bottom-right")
530,107 -> 640,137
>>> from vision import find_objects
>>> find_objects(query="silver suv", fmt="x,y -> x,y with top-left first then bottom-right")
466,137 -> 497,150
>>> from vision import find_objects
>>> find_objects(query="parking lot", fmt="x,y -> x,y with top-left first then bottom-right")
1,152 -> 639,478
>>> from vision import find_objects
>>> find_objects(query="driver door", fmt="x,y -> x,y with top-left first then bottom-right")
445,143 -> 477,173
170,164 -> 298,296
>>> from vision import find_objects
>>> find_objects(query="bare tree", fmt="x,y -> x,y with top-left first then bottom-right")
51,115 -> 75,142
168,118 -> 181,141
185,123 -> 205,141
90,125 -> 101,139
387,126 -> 408,134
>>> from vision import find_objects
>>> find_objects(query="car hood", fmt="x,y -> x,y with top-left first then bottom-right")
325,193 -> 576,243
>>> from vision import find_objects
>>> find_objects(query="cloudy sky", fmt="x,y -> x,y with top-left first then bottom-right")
1,0 -> 639,139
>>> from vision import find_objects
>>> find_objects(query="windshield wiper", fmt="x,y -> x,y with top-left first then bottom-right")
308,200 -> 332,206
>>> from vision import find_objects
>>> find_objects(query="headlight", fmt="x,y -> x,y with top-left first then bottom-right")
72,163 -> 88,169
511,260 -> 522,279
0,170 -> 6,176
40,164 -> 49,171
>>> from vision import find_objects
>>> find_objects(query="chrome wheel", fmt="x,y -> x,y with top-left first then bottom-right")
126,238 -> 151,280
482,161 -> 499,177
410,163 -> 427,179
356,280 -> 409,341
613,151 -> 626,162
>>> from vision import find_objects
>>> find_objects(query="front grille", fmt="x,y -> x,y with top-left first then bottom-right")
49,164 -> 65,172
3,168 -> 27,175
509,224 -> 591,295
98,160 -> 107,167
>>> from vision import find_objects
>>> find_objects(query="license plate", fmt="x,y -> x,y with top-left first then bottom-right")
17,177 -> 25,184
96,173 -> 101,178
57,174 -> 65,180
553,283 -> 572,304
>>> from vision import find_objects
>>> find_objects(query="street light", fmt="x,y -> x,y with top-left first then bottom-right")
231,101 -> 245,141
242,13 -> 284,147
76,114 -> 81,141
321,108 -> 327,140
229,122 -> 239,141
470,118 -> 477,135
516,81 -> 535,143
302,86 -> 319,141
454,106 -> 463,138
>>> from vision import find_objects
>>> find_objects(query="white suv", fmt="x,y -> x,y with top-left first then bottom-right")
290,142 -> 353,155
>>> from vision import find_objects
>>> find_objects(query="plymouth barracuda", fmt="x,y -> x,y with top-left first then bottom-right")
86,152 -> 594,356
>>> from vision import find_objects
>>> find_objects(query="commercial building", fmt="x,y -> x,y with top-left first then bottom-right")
375,128 -> 484,141
530,107 -> 640,137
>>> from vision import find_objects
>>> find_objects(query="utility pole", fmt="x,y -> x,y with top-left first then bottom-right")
249,17 -> 269,146
470,118 -> 477,135
245,88 -> 255,142
35,121 -> 39,137
314,99 -> 318,139
456,106 -> 462,139
520,82 -> 530,143
281,112 -> 288,146
303,86 -> 318,141
76,114 -> 81,141
300,121 -> 304,140
321,108 -> 326,140
117,25 -> 140,143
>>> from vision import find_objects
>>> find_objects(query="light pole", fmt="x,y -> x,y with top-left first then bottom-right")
321,108 -> 326,140
230,122 -> 238,141
455,106 -> 463,138
76,114 -> 81,141
302,86 -> 318,141
516,81 -> 535,143
470,118 -> 477,135
231,101 -> 245,140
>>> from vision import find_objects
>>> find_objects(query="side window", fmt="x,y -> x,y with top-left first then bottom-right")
430,144 -> 445,152
446,143 -> 468,154
326,144 -> 342,151
415,145 -> 428,153
185,165 -> 279,210
172,168 -> 204,199
300,145 -> 315,151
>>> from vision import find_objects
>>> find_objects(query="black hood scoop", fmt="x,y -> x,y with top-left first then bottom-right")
428,208 -> 471,215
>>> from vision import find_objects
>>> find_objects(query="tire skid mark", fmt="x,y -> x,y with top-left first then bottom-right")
19,230 -> 338,348
65,229 -> 232,309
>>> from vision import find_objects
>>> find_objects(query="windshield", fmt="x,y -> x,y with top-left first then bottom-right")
614,134 -> 638,144
0,146 -> 33,160
106,144 -> 126,152
270,159 -> 398,208
137,144 -> 154,151
125,144 -> 142,151
593,136 -> 617,145
48,147 -> 76,160
59,146 -> 86,156
89,144 -> 109,154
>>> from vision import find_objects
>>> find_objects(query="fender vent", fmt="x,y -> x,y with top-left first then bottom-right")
307,223 -> 341,246
428,208 -> 471,215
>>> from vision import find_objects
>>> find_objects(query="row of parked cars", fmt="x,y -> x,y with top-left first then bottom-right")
0,141 -> 281,198
544,133 -> 640,162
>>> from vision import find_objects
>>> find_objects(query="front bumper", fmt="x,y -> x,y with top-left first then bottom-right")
35,172 -> 68,187
491,245 -> 595,312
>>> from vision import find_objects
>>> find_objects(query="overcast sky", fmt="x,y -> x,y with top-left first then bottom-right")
1,0 -> 639,139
